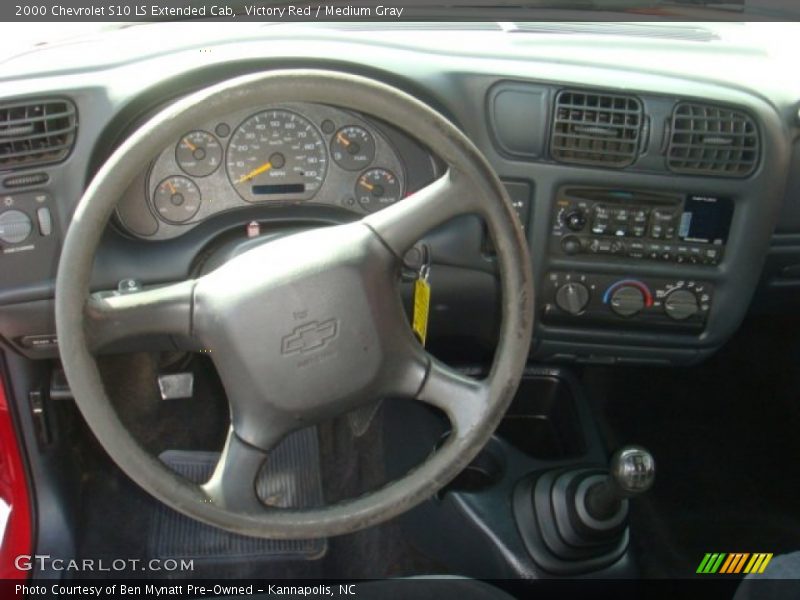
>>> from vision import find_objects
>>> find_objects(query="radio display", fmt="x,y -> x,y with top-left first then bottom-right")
678,195 -> 733,245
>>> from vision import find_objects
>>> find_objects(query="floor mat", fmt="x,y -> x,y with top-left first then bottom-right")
148,427 -> 326,563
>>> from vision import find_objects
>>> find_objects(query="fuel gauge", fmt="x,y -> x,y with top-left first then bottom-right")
176,131 -> 222,177
355,168 -> 402,213
332,126 -> 376,171
153,176 -> 202,223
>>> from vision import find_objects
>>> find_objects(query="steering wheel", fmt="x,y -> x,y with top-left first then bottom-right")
55,70 -> 533,539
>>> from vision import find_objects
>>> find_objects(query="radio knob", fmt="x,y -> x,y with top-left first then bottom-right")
664,289 -> 700,321
563,209 -> 587,232
610,285 -> 645,317
555,282 -> 590,315
561,235 -> 583,255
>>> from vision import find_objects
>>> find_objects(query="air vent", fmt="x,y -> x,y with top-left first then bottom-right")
551,90 -> 643,168
667,102 -> 758,177
0,99 -> 77,170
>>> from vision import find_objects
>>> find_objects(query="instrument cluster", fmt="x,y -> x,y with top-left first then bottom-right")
116,103 -> 406,240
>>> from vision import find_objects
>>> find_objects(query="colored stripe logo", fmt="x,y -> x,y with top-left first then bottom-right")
697,553 -> 773,574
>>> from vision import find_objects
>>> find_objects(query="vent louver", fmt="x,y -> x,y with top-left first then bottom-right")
551,90 -> 643,168
667,102 -> 758,177
0,98 -> 77,170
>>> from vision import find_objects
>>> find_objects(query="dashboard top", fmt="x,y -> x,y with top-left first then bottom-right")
3,22 -> 800,104
0,21 -> 798,366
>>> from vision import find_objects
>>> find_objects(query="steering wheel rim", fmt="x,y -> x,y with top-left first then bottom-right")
55,69 -> 534,539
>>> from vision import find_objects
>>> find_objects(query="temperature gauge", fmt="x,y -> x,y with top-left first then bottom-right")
355,168 -> 402,213
153,176 -> 202,223
175,131 -> 222,177
332,126 -> 376,171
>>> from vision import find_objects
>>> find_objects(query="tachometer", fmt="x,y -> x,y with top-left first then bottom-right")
226,109 -> 327,203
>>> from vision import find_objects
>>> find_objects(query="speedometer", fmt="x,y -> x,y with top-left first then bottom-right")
226,109 -> 327,203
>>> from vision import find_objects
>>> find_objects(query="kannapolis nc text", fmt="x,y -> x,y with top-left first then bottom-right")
18,584 -> 359,597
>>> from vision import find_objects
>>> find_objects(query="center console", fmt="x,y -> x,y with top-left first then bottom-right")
540,186 -> 734,343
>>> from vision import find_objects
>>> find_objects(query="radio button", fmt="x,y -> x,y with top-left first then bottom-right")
628,241 -> 645,258
704,248 -> 721,264
591,222 -> 608,235
652,209 -> 675,222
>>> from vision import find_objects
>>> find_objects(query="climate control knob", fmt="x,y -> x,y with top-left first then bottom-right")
609,285 -> 646,317
555,282 -> 590,315
664,289 -> 700,321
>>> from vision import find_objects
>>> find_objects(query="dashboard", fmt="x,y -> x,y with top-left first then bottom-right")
0,22 -> 799,367
117,103 -> 409,240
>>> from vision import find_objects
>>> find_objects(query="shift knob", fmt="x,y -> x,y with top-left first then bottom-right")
585,445 -> 655,521
609,445 -> 656,496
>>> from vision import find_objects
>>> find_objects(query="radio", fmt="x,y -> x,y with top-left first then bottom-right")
550,187 -> 733,266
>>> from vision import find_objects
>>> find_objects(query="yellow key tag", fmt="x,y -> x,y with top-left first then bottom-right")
412,277 -> 431,346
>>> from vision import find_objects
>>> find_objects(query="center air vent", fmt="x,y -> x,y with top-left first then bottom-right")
667,102 -> 758,177
0,98 -> 77,170
551,90 -> 643,168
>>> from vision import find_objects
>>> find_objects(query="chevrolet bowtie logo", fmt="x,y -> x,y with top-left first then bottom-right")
281,319 -> 339,355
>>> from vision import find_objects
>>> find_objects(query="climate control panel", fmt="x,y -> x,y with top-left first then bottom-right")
542,272 -> 713,333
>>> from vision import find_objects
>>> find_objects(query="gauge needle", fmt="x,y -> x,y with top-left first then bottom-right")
165,181 -> 177,194
358,178 -> 374,191
236,161 -> 273,184
336,132 -> 351,147
182,138 -> 198,152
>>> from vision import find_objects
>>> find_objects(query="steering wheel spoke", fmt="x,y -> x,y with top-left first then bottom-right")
201,426 -> 277,513
85,280 -> 196,352
362,167 -> 476,256
415,356 -> 491,440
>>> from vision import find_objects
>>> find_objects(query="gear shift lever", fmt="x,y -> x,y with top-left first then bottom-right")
585,445 -> 656,521
517,444 -> 655,574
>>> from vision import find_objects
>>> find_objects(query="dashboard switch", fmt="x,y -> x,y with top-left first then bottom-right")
0,209 -> 33,244
36,207 -> 52,236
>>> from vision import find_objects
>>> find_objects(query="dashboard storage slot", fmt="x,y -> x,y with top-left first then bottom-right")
497,376 -> 586,460
550,90 -> 643,168
667,102 -> 759,177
